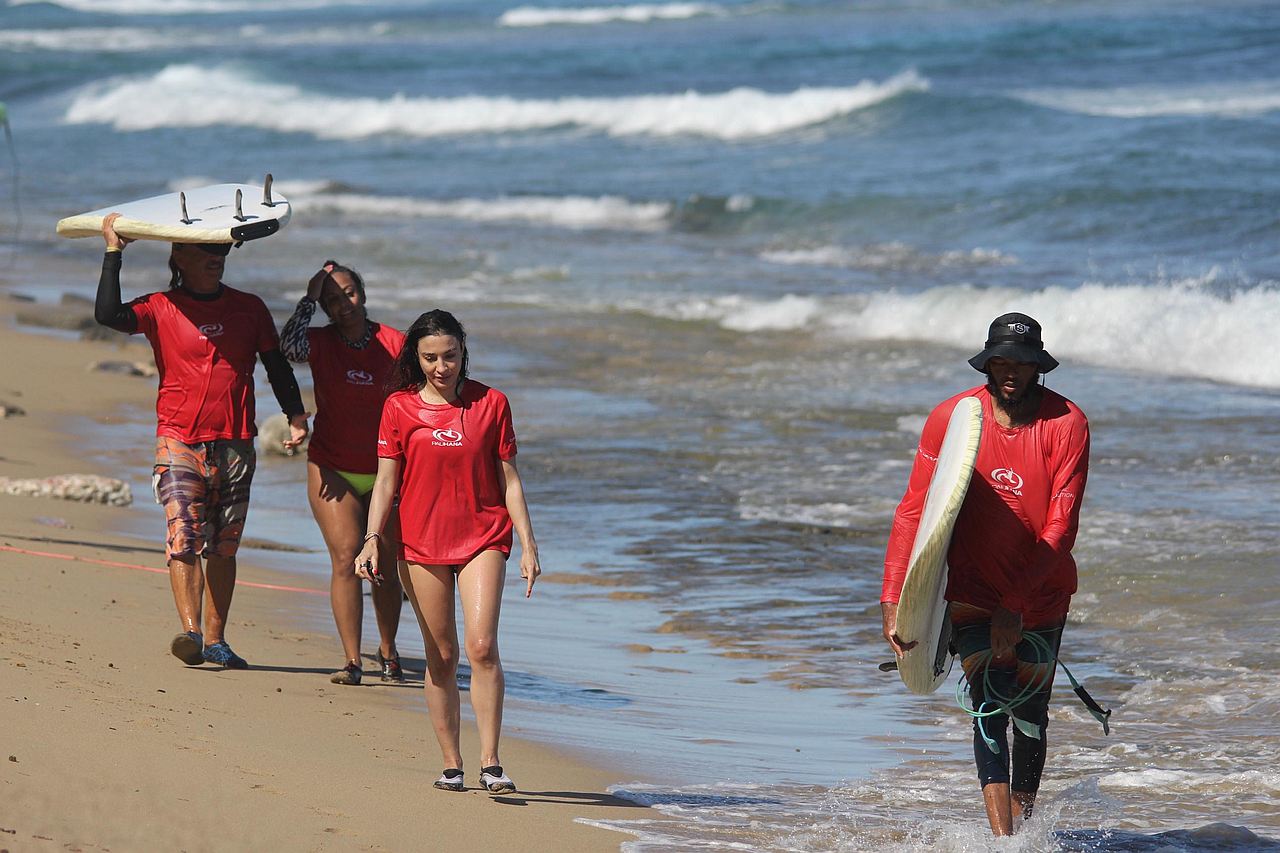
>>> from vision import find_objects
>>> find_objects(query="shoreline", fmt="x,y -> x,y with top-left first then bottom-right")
0,292 -> 648,851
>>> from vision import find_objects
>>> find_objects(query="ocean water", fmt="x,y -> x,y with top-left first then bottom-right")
3,0 -> 1279,849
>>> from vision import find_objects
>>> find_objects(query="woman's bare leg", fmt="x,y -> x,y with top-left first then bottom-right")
456,550 -> 507,768
401,561 -> 463,770
369,513 -> 403,661
306,462 -> 368,665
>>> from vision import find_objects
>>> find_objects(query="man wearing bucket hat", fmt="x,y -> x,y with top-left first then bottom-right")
881,312 -> 1091,836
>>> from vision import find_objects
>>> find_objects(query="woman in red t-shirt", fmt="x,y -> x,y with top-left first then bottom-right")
354,309 -> 541,795
281,261 -> 406,687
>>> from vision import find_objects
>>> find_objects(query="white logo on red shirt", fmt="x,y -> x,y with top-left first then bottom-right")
346,369 -> 374,385
198,322 -> 224,339
991,467 -> 1024,496
432,428 -> 463,447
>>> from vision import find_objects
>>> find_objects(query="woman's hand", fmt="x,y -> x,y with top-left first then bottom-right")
306,263 -> 335,301
519,544 -> 541,598
354,535 -> 383,586
283,412 -> 310,452
102,212 -> 132,251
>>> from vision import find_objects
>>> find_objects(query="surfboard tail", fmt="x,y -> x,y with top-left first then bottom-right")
55,181 -> 291,244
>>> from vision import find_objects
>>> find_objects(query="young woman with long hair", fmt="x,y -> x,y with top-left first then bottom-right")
354,309 -> 541,794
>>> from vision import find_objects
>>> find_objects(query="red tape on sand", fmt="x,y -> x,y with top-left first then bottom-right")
0,543 -> 326,596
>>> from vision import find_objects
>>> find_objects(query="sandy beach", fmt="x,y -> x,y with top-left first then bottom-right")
0,292 -> 645,852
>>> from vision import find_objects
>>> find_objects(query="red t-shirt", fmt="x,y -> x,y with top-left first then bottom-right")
129,285 -> 280,443
306,323 -> 404,474
377,380 -> 518,565
882,385 -> 1090,627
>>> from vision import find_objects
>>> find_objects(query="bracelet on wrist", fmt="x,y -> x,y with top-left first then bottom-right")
363,532 -> 382,542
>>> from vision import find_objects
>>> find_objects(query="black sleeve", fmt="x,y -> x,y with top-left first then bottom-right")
94,251 -> 138,333
260,348 -> 306,418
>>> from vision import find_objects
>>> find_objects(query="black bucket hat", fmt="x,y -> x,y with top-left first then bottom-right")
968,312 -> 1059,373
173,242 -> 234,257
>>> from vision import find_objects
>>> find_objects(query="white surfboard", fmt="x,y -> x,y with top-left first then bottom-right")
895,395 -> 983,694
55,176 -> 289,244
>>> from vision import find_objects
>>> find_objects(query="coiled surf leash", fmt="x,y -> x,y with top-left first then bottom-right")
956,631 -> 1112,754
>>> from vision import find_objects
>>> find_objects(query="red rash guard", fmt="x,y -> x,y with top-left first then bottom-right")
130,286 -> 280,443
306,323 -> 405,474
882,385 -> 1090,628
377,380 -> 518,565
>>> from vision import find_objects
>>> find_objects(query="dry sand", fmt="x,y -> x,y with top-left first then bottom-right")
0,292 -> 648,851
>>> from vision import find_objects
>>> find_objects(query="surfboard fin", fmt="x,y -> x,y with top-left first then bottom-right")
878,660 -> 898,672
262,173 -> 276,207
233,188 -> 247,222
179,192 -> 192,225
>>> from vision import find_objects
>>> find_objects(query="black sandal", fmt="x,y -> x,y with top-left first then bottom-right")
378,649 -> 405,683
330,661 -> 362,685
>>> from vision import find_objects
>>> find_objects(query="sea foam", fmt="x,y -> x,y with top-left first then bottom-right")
0,27 -> 183,52
1099,768 -> 1280,794
9,0 -> 365,12
499,3 -> 724,27
830,277 -> 1280,389
761,242 -> 1017,273
639,293 -> 823,331
63,65 -> 928,141
645,275 -> 1280,389
0,24 -> 400,53
295,190 -> 673,231
1014,81 -> 1280,118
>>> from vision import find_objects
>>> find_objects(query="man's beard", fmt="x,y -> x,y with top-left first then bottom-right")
987,374 -> 1039,414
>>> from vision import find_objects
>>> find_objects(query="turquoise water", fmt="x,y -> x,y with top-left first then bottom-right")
4,0 -> 1279,849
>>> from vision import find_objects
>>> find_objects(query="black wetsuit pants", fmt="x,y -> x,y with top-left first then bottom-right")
953,620 -> 1064,792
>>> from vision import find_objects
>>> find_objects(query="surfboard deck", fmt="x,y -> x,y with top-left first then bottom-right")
55,177 -> 289,244
895,395 -> 983,694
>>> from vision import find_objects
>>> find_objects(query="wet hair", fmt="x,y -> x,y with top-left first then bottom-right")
316,259 -> 366,318
168,242 -> 232,289
390,309 -> 469,394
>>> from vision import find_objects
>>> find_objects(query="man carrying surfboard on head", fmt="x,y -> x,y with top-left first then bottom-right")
881,313 -> 1090,837
93,213 -> 309,670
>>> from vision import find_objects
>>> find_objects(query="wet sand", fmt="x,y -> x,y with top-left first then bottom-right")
0,293 -> 646,851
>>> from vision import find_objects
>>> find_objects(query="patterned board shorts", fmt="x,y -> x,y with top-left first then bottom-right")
153,436 -> 256,560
